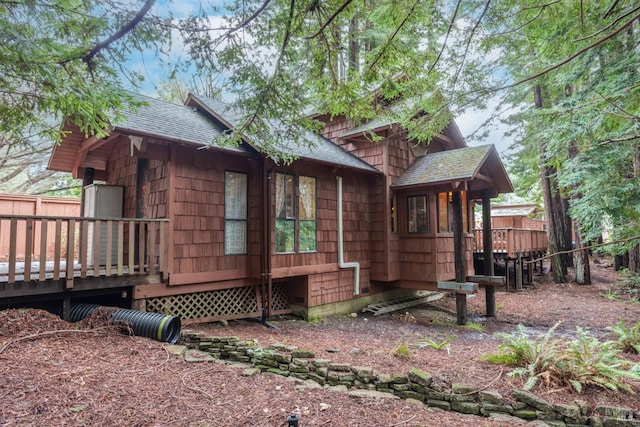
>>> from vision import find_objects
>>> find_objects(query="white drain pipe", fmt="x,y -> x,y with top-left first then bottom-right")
337,176 -> 361,296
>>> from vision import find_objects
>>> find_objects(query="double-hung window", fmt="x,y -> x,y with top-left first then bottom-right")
437,191 -> 468,233
298,176 -> 317,252
408,195 -> 428,233
275,172 -> 317,253
224,171 -> 248,254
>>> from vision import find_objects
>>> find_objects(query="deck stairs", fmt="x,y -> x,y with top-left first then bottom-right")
362,292 -> 444,316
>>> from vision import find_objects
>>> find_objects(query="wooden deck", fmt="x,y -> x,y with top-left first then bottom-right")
473,227 -> 548,291
473,228 -> 548,257
0,214 -> 168,299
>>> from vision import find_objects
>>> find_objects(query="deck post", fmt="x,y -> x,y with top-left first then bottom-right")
516,252 -> 523,290
62,295 -> 71,321
481,190 -> 496,317
452,191 -> 467,325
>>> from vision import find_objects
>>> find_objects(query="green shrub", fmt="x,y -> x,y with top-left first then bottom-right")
306,314 -> 323,325
617,268 -> 640,290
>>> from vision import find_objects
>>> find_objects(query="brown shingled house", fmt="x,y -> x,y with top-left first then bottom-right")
42,93 -> 513,322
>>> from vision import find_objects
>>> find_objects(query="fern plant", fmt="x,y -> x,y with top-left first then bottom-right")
482,323 -> 563,390
608,319 -> 640,354
560,327 -> 640,393
600,289 -> 621,301
610,269 -> 640,301
482,323 -> 640,393
617,268 -> 640,291
466,322 -> 485,333
416,335 -> 457,351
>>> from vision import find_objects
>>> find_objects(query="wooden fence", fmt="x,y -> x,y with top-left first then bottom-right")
0,214 -> 168,285
0,193 -> 81,261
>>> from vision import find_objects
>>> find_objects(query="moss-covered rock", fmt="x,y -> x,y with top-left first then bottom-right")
408,368 -> 433,387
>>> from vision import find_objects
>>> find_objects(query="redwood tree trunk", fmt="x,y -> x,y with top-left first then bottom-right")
536,84 -> 572,283
568,134 -> 590,285
630,145 -> 640,273
573,224 -> 591,285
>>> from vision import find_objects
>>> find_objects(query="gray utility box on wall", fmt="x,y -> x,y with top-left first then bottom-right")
84,184 -> 124,266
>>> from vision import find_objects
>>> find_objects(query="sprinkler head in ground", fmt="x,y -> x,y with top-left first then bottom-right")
287,413 -> 299,426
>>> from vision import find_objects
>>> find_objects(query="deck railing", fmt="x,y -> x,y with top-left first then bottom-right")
0,215 -> 168,285
473,228 -> 548,257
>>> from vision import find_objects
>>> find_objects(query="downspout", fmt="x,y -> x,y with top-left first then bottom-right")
259,160 -> 273,322
336,176 -> 360,296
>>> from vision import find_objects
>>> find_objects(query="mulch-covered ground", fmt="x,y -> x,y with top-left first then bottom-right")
0,258 -> 639,426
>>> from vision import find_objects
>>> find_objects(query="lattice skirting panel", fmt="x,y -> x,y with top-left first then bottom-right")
145,282 -> 292,323
269,280 -> 290,314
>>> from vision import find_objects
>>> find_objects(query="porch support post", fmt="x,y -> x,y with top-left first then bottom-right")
80,168 -> 95,216
482,189 -> 496,317
79,168 -> 94,261
452,191 -> 467,325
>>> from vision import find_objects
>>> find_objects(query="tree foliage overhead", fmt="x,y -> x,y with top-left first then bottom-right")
2,0 -> 640,264
485,0 -> 640,257
0,0 -> 171,146
175,0 -> 500,157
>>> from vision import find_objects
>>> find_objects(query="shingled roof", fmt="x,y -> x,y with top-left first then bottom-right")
187,94 -> 380,173
391,145 -> 512,196
113,93 -> 251,154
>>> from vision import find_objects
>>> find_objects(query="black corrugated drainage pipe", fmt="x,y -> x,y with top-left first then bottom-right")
70,304 -> 181,344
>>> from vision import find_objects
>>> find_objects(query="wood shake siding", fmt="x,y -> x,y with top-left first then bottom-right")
107,138 -> 137,217
271,164 -> 374,304
171,148 -> 257,277
271,166 -> 373,266
319,115 -> 354,142
397,235 -> 474,288
39,93 -> 516,323
308,267 -> 371,306
247,170 -> 261,278
320,115 -> 390,282
368,177 -> 386,279
144,159 -> 168,219
338,174 -> 370,260
387,135 -> 415,181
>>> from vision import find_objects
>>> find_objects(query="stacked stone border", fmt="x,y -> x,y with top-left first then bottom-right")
180,330 -> 640,426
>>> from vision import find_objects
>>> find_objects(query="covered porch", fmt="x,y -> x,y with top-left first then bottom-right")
390,144 -> 514,323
